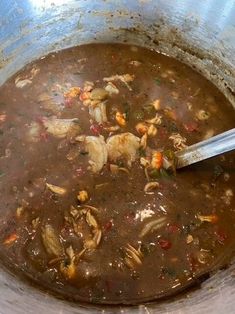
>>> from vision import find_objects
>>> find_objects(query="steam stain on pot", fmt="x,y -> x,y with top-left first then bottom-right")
0,43 -> 234,304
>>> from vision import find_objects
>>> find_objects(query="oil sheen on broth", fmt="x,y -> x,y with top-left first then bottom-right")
0,44 -> 234,304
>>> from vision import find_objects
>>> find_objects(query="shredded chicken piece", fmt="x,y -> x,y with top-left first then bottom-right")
169,133 -> 188,150
106,132 -> 140,167
81,136 -> 108,173
103,125 -> 120,132
129,60 -> 142,66
15,66 -> 40,88
147,124 -> 157,137
221,189 -> 233,205
89,101 -> 107,124
38,93 -> 64,114
83,81 -> 94,92
103,73 -> 135,90
152,99 -> 161,110
15,78 -> 32,88
136,122 -> 157,137
105,82 -> 119,95
27,121 -> 41,142
146,113 -> 162,125
135,209 -> 155,222
140,133 -> 148,149
42,117 -> 80,139
140,157 -> 150,167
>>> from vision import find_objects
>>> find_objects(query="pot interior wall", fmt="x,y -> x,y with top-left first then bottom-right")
0,0 -> 235,313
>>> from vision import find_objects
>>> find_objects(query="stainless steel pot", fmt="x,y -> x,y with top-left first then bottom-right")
0,0 -> 235,313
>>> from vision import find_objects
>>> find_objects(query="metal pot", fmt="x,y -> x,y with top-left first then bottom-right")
0,0 -> 234,313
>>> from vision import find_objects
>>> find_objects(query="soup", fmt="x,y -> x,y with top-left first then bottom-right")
0,44 -> 234,304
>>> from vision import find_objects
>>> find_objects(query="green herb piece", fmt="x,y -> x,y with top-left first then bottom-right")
116,159 -> 125,167
80,151 -> 88,155
0,171 -> 5,178
142,104 -> 155,115
168,122 -> 178,133
140,243 -> 155,255
212,164 -> 224,181
122,102 -> 130,121
139,147 -> 146,157
149,169 -> 160,179
154,78 -> 161,85
160,168 -> 170,178
164,149 -> 175,160
133,110 -> 144,121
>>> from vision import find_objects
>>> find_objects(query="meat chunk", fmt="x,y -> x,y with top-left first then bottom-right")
42,117 -> 80,139
82,136 -> 108,173
106,132 -> 140,167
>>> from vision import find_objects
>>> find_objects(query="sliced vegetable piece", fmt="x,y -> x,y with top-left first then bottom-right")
109,164 -> 130,175
124,244 -> 143,269
140,217 -> 167,237
197,214 -> 219,224
144,181 -> 159,194
46,183 -> 67,195
196,110 -> 210,121
41,224 -> 63,256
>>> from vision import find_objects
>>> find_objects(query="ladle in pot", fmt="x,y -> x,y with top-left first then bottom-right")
176,128 -> 235,169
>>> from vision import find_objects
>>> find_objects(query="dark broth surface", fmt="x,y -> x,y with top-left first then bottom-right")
0,44 -> 234,304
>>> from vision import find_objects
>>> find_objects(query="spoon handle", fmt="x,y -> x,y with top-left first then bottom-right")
175,128 -> 235,169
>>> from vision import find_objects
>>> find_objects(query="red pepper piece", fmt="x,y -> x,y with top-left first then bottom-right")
103,220 -> 113,232
158,238 -> 172,250
90,123 -> 103,135
215,229 -> 228,244
167,224 -> 180,233
183,121 -> 199,132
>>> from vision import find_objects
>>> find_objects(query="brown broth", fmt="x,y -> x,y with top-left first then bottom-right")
0,43 -> 234,304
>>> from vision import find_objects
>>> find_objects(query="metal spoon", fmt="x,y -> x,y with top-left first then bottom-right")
175,128 -> 235,169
